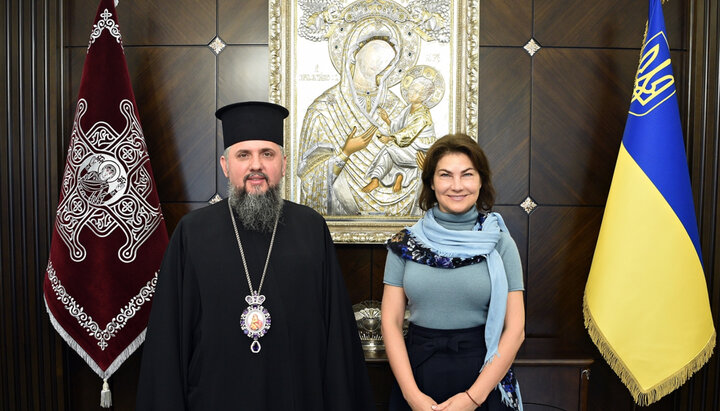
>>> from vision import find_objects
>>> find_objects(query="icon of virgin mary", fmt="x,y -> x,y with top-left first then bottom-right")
297,10 -> 423,216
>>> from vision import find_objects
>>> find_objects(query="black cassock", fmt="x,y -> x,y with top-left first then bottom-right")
136,199 -> 374,410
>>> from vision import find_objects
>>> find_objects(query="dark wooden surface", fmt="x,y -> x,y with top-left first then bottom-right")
478,47 -> 531,205
3,0 -> 720,410
531,48 -> 637,205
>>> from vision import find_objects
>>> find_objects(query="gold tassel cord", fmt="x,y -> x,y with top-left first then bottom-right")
582,294 -> 716,406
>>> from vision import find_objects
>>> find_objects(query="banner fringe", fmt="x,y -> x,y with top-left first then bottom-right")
583,293 -> 715,406
44,295 -> 148,380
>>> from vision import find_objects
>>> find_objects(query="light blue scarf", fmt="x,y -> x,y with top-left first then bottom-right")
408,207 -> 522,410
408,207 -> 508,366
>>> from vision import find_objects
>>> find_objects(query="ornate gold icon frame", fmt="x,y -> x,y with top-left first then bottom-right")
270,0 -> 479,243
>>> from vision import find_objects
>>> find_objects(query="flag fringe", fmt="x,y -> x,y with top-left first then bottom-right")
44,295 -> 148,379
583,294 -> 716,406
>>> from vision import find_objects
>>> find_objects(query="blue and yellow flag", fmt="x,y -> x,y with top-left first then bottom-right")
583,0 -> 715,405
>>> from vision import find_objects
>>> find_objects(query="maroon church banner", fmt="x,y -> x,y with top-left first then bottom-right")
44,0 -> 168,406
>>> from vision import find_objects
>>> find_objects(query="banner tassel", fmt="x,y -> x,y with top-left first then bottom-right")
100,378 -> 112,408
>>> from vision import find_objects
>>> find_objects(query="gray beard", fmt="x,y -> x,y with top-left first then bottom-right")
228,181 -> 284,233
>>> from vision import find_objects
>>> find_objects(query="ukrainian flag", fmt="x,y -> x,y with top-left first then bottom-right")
583,0 -> 715,405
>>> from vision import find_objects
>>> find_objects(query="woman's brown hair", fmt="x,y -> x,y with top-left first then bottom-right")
418,133 -> 495,212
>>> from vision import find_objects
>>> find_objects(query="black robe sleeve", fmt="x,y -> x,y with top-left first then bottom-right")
320,223 -> 375,411
136,219 -> 200,410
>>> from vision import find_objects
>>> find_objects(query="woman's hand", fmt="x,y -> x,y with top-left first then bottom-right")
433,392 -> 480,411
455,291 -> 525,411
342,125 -> 377,157
405,389 -> 439,411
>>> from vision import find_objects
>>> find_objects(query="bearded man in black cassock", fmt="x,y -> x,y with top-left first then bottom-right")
136,101 -> 374,410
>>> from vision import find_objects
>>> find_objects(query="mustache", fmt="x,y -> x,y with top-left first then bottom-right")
243,172 -> 269,183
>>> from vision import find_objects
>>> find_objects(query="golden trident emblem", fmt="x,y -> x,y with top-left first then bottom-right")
630,32 -> 675,116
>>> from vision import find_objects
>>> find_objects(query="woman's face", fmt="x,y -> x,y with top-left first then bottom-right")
431,152 -> 481,214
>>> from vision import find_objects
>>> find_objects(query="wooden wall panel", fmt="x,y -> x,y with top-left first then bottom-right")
337,246 -> 374,304
586,361 -> 635,411
161,203 -> 208,234
534,0 -> 686,49
64,48 -> 84,144
115,1 -> 215,45
494,205 -> 529,279
371,246 -> 389,301
214,121 -> 229,199
126,47 -> 217,202
219,0 -> 269,44
217,46 -> 271,106
531,48 -> 637,205
66,0 -> 215,46
478,47 -> 531,205
526,206 -> 602,344
479,0 -> 532,46
65,0 -> 103,46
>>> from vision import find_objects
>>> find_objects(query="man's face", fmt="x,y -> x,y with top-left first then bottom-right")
221,140 -> 286,194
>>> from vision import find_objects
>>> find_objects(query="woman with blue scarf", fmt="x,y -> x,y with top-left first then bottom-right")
382,134 -> 525,411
